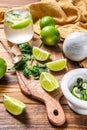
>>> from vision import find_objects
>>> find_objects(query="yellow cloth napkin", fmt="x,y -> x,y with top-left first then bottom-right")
29,0 -> 87,39
0,0 -> 87,67
0,8 -> 5,23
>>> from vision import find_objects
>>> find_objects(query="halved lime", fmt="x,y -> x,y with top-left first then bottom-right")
11,19 -> 31,29
46,59 -> 67,71
0,57 -> 7,79
40,72 -> 59,92
3,95 -> 26,115
33,46 -> 51,61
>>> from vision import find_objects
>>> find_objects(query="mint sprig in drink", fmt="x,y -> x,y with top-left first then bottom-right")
4,8 -> 34,44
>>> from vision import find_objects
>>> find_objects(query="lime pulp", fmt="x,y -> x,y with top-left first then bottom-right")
11,19 -> 31,29
3,95 -> 26,115
72,87 -> 82,99
4,10 -> 32,29
46,59 -> 67,71
33,46 -> 51,61
40,72 -> 59,92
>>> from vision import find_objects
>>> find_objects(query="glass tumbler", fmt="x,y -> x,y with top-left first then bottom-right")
4,7 -> 34,44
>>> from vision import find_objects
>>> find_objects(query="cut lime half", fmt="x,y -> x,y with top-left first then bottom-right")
3,95 -> 26,115
0,57 -> 7,79
46,59 -> 67,71
33,46 -> 51,61
11,19 -> 31,29
40,72 -> 59,92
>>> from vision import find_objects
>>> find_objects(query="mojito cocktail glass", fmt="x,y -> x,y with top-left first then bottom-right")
4,7 -> 34,44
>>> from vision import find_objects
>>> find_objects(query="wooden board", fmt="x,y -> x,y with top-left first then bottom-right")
1,34 -> 66,126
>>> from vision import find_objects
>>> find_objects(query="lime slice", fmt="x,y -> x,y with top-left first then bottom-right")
0,57 -> 7,79
33,46 -> 51,61
3,95 -> 26,115
40,72 -> 59,92
82,82 -> 87,89
46,59 -> 67,71
71,87 -> 82,99
11,19 -> 31,29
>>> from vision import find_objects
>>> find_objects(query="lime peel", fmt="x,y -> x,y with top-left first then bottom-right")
33,46 -> 51,61
0,57 -> 7,79
40,72 -> 59,92
46,59 -> 67,71
3,95 -> 26,115
40,16 -> 55,29
40,26 -> 60,46
11,19 -> 31,29
72,87 -> 82,99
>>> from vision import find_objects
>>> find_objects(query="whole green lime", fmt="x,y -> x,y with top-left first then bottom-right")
40,26 -> 60,46
40,16 -> 55,29
0,57 -> 7,79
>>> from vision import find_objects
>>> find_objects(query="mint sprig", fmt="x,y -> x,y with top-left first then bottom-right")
10,42 -> 48,80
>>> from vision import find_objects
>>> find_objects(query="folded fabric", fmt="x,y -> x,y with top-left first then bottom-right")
0,0 -> 87,67
0,8 -> 5,23
29,0 -> 87,40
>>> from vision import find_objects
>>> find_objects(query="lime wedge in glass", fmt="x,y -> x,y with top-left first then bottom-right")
11,19 -> 31,29
40,72 -> 59,92
0,57 -> 7,79
33,46 -> 51,61
5,10 -> 32,29
3,95 -> 26,115
46,59 -> 67,71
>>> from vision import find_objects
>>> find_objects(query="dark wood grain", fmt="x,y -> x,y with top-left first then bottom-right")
0,0 -> 87,130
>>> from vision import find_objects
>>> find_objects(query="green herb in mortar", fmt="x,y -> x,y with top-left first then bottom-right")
71,78 -> 87,100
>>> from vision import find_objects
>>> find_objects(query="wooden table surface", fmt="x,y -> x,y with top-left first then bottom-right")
0,0 -> 87,130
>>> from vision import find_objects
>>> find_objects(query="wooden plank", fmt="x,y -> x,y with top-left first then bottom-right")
0,104 -> 87,130
0,24 -> 3,28
0,81 -> 68,105
0,0 -> 40,8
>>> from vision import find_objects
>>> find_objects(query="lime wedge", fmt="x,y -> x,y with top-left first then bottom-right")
33,47 -> 51,61
11,19 -> 31,29
40,72 -> 59,92
46,59 -> 67,71
3,95 -> 26,115
0,57 -> 7,79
